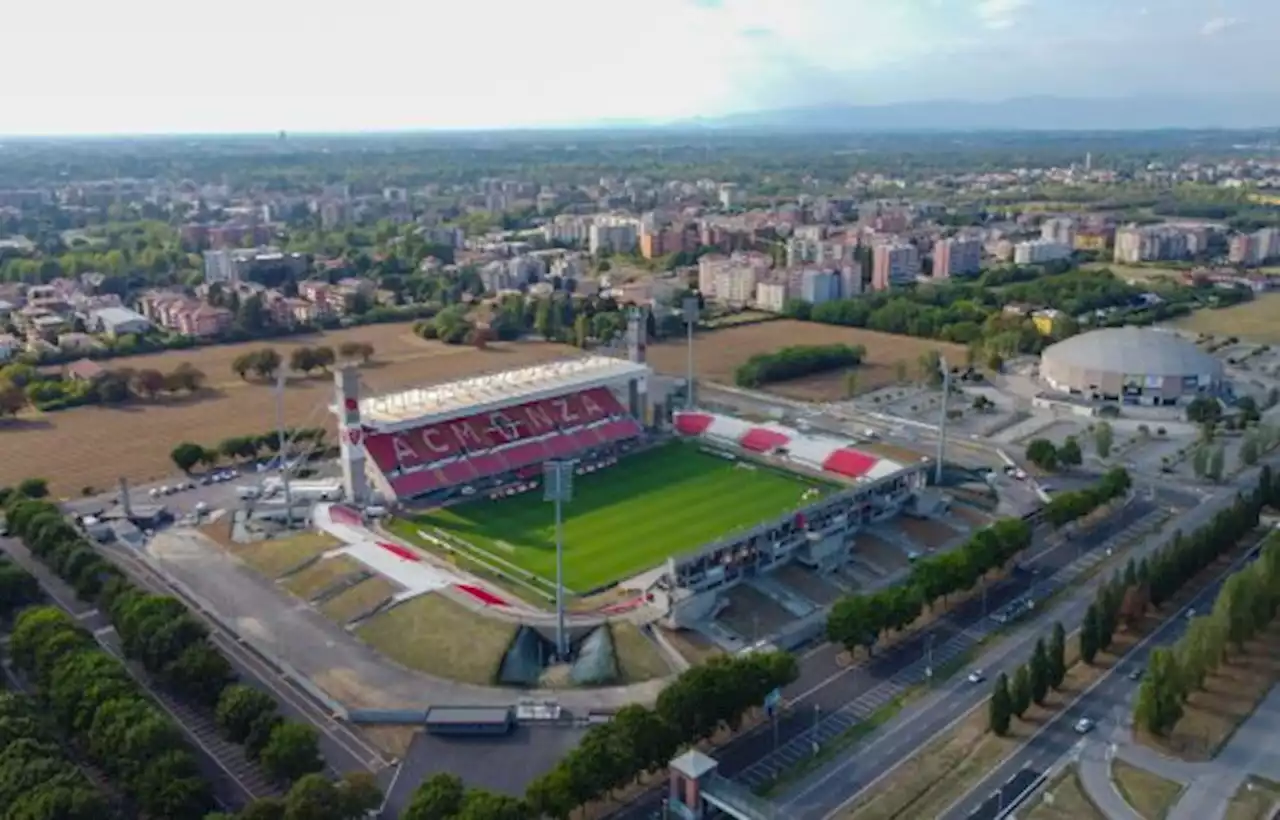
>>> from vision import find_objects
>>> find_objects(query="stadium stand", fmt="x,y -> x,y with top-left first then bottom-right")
359,373 -> 645,501
673,411 -> 906,483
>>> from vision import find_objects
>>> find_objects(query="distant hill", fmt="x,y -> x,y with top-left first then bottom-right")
671,96 -> 1280,132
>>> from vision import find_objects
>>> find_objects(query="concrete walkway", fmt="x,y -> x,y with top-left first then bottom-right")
1079,683 -> 1280,820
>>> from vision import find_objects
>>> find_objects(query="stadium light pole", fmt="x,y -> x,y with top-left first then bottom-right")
935,355 -> 949,486
275,367 -> 294,527
682,295 -> 699,409
544,459 -> 575,661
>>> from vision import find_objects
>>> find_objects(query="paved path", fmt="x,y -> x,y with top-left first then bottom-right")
1077,676 -> 1280,820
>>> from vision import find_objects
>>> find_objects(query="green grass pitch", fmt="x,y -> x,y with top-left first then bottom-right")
395,443 -> 831,592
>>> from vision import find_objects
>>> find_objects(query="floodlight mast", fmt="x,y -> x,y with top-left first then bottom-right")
544,460 -> 575,660
682,296 -> 699,409
936,356 -> 949,485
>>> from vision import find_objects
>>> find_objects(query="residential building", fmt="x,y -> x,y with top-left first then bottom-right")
932,237 -> 982,278
785,237 -> 858,268
755,282 -> 787,312
1013,239 -> 1072,265
1229,228 -> 1280,267
542,214 -> 592,247
718,183 -> 742,210
800,270 -> 841,305
1040,217 -> 1077,247
871,242 -> 919,291
588,217 -> 639,255
202,247 -> 307,285
1074,228 -> 1113,251
1113,225 -> 1191,263
89,307 -> 151,337
712,265 -> 759,306
138,292 -> 234,338
0,333 -> 17,362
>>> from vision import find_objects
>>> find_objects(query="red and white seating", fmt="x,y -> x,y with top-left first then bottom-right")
672,410 -> 905,483
364,387 -> 641,498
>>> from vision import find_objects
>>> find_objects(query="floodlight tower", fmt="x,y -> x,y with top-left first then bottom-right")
936,356 -> 950,486
544,459 -> 576,660
682,295 -> 700,409
275,368 -> 294,526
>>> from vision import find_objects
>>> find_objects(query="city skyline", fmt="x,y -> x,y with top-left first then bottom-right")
1,0 -> 1276,136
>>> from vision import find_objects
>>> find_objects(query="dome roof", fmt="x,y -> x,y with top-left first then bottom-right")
1042,327 -> 1222,377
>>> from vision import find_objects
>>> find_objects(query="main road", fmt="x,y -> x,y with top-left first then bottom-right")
940,534 -> 1267,820
771,457 -> 1275,820
606,480 -> 1197,819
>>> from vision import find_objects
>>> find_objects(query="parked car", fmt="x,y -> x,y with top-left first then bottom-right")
967,669 -> 985,684
1074,718 -> 1094,734
1128,668 -> 1144,682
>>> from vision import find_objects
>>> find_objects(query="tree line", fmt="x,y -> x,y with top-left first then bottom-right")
1081,465 -> 1278,673
170,427 -> 328,473
1134,469 -> 1280,737
385,651 -> 798,819
1024,436 -> 1082,472
0,359 -> 206,416
1041,467 -> 1132,528
231,341 -> 375,382
989,622 -> 1068,735
827,517 -> 1033,655
2,484 -> 377,817
734,343 -> 867,388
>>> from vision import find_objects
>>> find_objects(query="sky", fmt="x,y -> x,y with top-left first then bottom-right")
1,0 -> 1276,135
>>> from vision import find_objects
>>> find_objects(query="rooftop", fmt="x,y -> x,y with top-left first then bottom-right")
359,355 -> 649,428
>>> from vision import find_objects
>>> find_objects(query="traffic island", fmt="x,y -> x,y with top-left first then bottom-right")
1023,765 -> 1106,820
1111,759 -> 1183,820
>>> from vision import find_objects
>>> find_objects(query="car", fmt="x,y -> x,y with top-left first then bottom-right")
1185,608 -> 1197,620
1128,668 -> 1144,681
967,670 -> 985,684
1074,718 -> 1094,734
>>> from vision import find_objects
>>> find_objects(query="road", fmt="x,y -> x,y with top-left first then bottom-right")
603,484 -> 1185,820
939,536 -> 1265,820
770,456 -> 1277,820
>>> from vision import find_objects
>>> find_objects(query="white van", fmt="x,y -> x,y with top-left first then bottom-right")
236,486 -> 261,500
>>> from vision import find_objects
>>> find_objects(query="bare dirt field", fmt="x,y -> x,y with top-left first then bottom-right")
1165,293 -> 1280,344
0,322 -> 576,497
647,320 -> 970,401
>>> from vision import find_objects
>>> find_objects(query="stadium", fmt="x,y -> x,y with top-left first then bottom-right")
1039,326 -> 1226,406
331,317 -> 929,624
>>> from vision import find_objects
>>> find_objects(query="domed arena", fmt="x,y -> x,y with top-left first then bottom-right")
1039,327 -> 1225,406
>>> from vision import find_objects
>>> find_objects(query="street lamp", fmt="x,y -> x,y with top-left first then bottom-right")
544,459 -> 575,660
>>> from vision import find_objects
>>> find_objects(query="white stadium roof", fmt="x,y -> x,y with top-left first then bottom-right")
358,355 -> 649,428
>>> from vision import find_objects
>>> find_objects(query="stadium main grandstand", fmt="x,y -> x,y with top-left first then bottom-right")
331,318 -> 929,627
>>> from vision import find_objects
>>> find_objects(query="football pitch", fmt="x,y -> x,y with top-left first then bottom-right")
395,443 -> 831,592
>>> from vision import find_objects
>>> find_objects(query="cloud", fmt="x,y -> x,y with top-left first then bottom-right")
1200,16 -> 1239,35
975,0 -> 1029,29
688,0 -> 724,7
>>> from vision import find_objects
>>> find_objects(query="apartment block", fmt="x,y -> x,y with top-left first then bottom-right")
871,242 -> 920,291
1013,239 -> 1072,266
1040,217 -> 1077,247
755,281 -> 788,312
1113,225 -> 1192,263
932,237 -> 982,278
800,269 -> 841,305
588,217 -> 640,255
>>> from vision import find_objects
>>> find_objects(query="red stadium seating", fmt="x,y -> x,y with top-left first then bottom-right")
365,386 -> 643,498
739,426 -> 791,453
822,448 -> 879,478
673,412 -> 714,436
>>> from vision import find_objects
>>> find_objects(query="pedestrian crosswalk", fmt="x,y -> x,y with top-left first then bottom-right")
733,507 -> 1169,791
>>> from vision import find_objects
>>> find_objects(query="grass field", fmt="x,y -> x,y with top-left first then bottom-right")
281,554 -> 364,600
0,322 -> 575,497
1164,292 -> 1280,344
1225,776 -> 1280,820
1082,262 -> 1187,283
393,443 -> 828,592
1023,767 -> 1105,820
231,531 -> 340,578
646,320 -> 970,401
356,592 -> 516,685
319,576 -> 399,624
1111,759 -> 1183,820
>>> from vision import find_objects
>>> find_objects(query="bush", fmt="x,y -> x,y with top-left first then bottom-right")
735,343 -> 866,388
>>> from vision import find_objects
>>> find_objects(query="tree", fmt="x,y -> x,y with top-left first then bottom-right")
403,773 -> 464,820
1029,639 -> 1050,705
1080,603 -> 1101,665
456,789 -> 529,820
1058,437 -> 1082,469
1010,664 -> 1032,718
573,314 -> 590,348
171,442 -> 207,473
1094,421 -> 1114,458
252,348 -> 283,380
1048,622 -> 1067,690
338,341 -> 375,364
989,673 -> 1013,736
259,722 -> 324,783
15,477 -> 48,499
1025,438 -> 1058,471
132,368 -> 166,398
216,684 -> 279,744
231,352 -> 256,380
312,346 -> 336,371
1207,446 -> 1225,483
843,370 -> 859,398
1186,395 -> 1222,425
1240,434 -> 1260,467
290,347 -> 317,375
1135,648 -> 1184,736
1192,445 -> 1210,479
169,362 -> 206,393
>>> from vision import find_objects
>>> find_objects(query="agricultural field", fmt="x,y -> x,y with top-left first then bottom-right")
0,322 -> 575,497
1164,293 -> 1280,344
648,320 -> 970,400
391,442 -> 830,593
